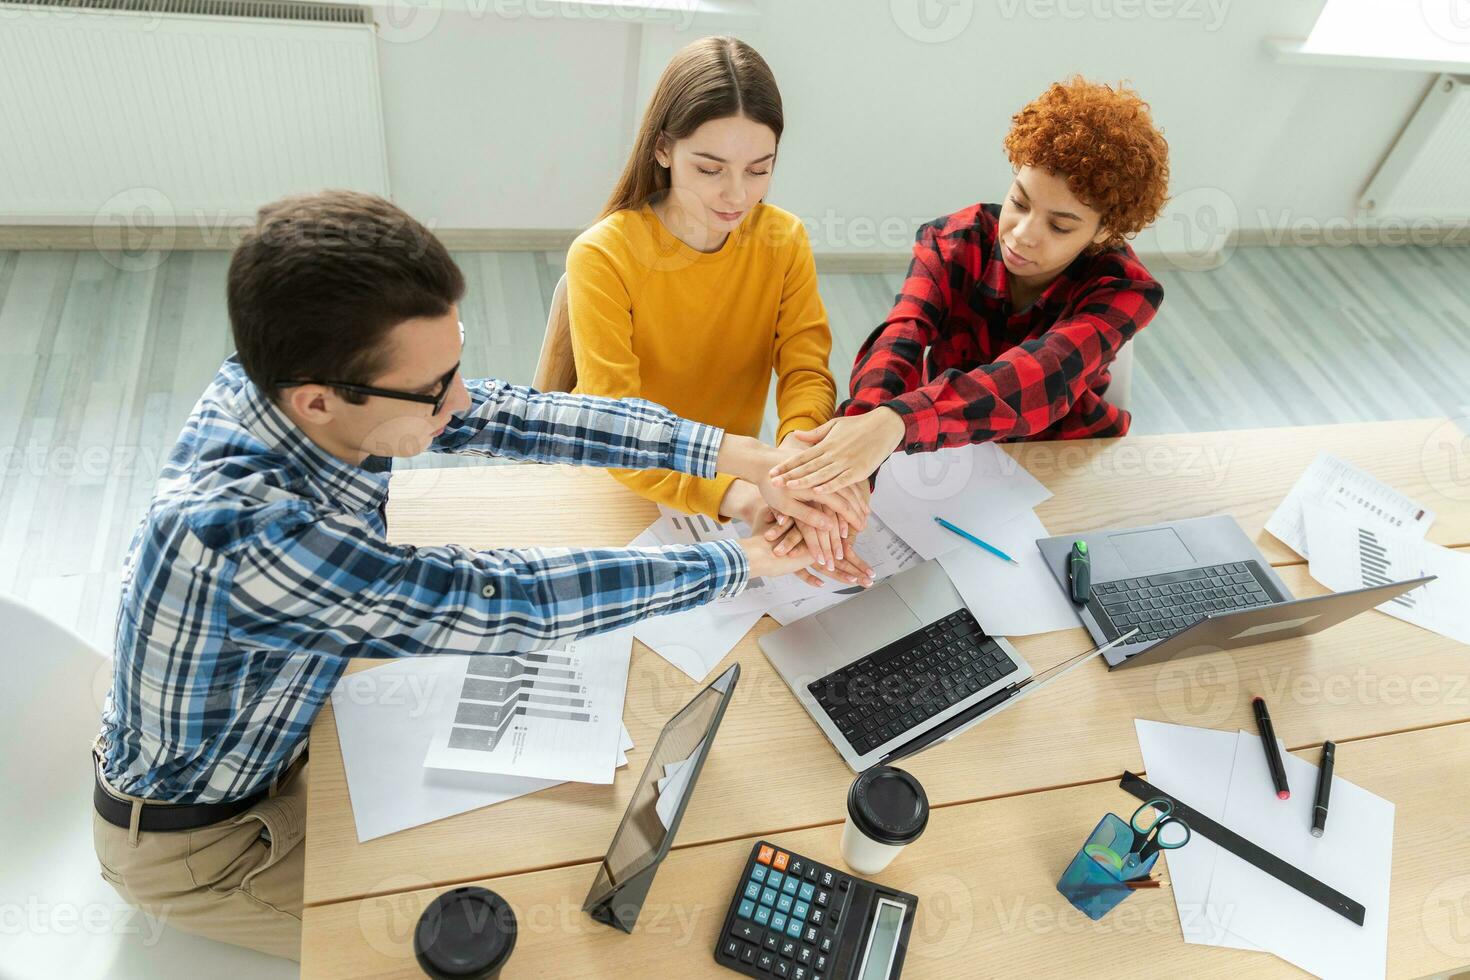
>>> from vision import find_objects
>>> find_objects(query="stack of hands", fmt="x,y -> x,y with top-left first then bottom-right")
718,409 -> 907,590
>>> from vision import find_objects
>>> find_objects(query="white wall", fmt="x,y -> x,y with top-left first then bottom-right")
374,0 -> 1433,254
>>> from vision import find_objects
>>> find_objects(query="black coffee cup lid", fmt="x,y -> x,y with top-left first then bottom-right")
414,886 -> 517,979
847,765 -> 929,846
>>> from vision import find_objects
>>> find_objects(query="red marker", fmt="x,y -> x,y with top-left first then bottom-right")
1253,696 -> 1290,800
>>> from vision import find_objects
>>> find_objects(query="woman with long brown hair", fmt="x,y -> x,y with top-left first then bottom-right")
566,35 -> 871,587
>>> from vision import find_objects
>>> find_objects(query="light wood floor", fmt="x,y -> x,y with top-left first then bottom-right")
1,245 -> 1466,648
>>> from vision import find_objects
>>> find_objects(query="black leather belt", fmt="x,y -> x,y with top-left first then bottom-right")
92,755 -> 300,833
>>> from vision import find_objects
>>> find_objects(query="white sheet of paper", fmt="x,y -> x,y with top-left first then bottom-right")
1303,501 -> 1470,645
633,595 -> 763,682
1265,451 -> 1434,558
422,630 -> 633,784
935,510 -> 1083,636
1209,730 -> 1394,980
628,521 -> 765,680
655,739 -> 705,830
331,656 -> 633,842
766,512 -> 923,625
647,507 -> 785,616
871,442 -> 1051,560
1133,720 -> 1259,950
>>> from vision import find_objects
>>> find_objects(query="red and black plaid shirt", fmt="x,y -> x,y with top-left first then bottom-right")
842,203 -> 1163,451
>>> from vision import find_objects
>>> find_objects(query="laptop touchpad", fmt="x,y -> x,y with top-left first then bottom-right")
1111,527 -> 1196,572
817,586 -> 922,659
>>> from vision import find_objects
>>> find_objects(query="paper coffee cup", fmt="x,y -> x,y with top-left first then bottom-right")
840,765 -> 929,875
414,886 -> 517,980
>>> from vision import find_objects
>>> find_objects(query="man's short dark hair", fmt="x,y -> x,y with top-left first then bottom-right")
228,190 -> 465,403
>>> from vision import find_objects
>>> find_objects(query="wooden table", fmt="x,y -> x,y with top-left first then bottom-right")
302,420 -> 1470,978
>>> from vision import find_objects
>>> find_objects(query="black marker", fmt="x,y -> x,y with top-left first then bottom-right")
1067,540 -> 1090,604
1253,696 -> 1290,800
1312,741 -> 1335,838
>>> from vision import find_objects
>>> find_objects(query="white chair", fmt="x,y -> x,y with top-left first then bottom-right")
1108,338 -> 1136,415
0,592 -> 297,980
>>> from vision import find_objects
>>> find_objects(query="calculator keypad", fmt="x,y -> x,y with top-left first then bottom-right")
717,841 -> 857,980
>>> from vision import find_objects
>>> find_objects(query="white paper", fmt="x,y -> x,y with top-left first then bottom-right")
1134,720 -> 1259,950
655,739 -> 705,829
629,520 -> 770,681
423,630 -> 633,784
1266,451 -> 1434,559
647,507 -> 784,616
1135,719 -> 1395,978
870,442 -> 1051,560
1210,730 -> 1393,980
767,512 -> 923,625
331,656 -> 633,842
1303,501 -> 1470,645
935,509 -> 1083,636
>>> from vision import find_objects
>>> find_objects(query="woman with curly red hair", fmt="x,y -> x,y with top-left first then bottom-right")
766,77 -> 1170,497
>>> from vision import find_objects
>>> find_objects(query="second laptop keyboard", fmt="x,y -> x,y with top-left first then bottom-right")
808,608 -> 1018,756
1091,560 -> 1277,645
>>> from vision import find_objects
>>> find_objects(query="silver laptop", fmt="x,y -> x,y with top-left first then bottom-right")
1036,515 -> 1434,669
759,560 -> 1134,771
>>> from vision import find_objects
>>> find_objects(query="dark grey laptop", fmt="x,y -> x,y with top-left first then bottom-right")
1037,515 -> 1433,669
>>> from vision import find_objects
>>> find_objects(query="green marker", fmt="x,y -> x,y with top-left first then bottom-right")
1068,540 -> 1091,604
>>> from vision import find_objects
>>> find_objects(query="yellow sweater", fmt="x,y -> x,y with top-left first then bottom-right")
566,202 -> 835,518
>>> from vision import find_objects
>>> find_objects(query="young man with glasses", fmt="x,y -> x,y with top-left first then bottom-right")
91,191 -> 850,960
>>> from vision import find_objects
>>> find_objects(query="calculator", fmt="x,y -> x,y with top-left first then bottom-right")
714,841 -> 919,980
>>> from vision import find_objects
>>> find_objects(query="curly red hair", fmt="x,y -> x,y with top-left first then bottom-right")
1004,76 -> 1169,251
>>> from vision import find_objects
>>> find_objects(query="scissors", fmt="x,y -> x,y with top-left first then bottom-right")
1122,797 -> 1190,870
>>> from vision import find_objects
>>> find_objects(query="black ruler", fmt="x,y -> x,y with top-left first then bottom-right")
1120,770 -> 1365,926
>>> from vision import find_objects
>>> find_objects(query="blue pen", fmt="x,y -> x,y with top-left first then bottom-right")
934,516 -> 1019,565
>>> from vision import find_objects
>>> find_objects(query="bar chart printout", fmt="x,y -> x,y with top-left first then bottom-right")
422,629 -> 633,784
1303,502 -> 1470,645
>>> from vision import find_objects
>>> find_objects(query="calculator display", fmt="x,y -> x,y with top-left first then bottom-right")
857,897 -> 906,980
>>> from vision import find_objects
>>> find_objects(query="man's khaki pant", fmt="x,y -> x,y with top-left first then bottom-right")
92,761 -> 308,961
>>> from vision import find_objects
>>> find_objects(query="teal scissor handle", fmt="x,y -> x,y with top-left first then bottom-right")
1124,798 -> 1191,868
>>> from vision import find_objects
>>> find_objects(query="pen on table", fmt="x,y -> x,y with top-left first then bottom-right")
933,516 -> 1018,565
1311,740 -> 1335,838
1252,696 -> 1291,800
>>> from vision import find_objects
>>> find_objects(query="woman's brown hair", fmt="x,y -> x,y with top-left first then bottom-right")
600,36 -> 783,220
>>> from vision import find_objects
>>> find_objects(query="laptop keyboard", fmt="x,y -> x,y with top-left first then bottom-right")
1091,560 -> 1277,645
807,608 -> 1018,757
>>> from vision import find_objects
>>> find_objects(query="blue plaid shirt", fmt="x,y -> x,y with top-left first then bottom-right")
96,356 -> 748,804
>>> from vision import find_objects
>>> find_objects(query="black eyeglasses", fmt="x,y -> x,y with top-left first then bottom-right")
278,321 -> 465,415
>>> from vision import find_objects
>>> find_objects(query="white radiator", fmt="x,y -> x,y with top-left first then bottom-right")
1361,74 -> 1470,222
0,0 -> 389,224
